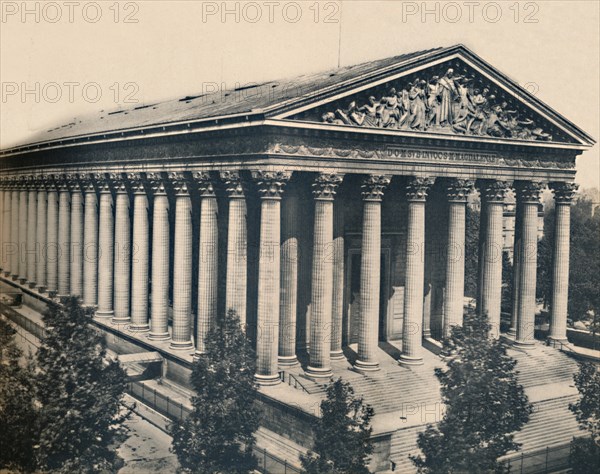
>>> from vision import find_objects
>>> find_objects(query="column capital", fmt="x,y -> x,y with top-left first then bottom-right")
127,172 -> 148,195
109,173 -> 129,194
168,171 -> 190,196
445,178 -> 474,203
93,173 -> 111,194
77,173 -> 96,193
361,174 -> 391,201
478,179 -> 511,203
313,173 -> 344,200
65,173 -> 83,192
147,172 -> 168,195
192,171 -> 217,197
405,176 -> 434,202
53,174 -> 71,192
550,181 -> 578,204
15,175 -> 29,191
515,180 -> 545,204
251,170 -> 291,199
220,170 -> 246,198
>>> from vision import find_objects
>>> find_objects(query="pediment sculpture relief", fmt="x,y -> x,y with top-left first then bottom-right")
314,65 -> 558,142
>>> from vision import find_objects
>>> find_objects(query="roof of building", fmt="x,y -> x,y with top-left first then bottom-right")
4,44 -> 595,150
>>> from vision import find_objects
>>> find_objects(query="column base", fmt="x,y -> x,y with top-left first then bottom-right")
513,340 -> 536,350
254,373 -> 281,386
547,336 -> 568,343
19,278 -> 27,285
111,316 -> 131,324
3,271 -> 11,277
398,354 -> 424,367
353,359 -> 380,373
169,340 -> 194,351
37,286 -> 46,294
305,366 -> 333,380
129,323 -> 150,332
507,327 -> 517,337
193,350 -> 206,361
27,281 -> 36,289
148,331 -> 171,341
330,349 -> 345,361
278,355 -> 299,367
95,309 -> 114,319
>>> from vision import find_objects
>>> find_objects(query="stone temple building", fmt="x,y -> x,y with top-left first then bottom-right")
0,45 -> 595,472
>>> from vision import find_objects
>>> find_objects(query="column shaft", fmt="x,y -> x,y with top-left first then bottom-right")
36,187 -> 47,291
170,177 -> 194,350
253,171 -> 289,385
18,189 -> 28,281
82,183 -> 98,306
515,182 -> 543,348
443,179 -> 472,337
223,172 -> 248,325
279,192 -> 299,366
130,177 -> 150,331
331,197 -> 345,359
70,185 -> 84,297
400,177 -> 432,366
46,187 -> 59,293
2,187 -> 12,275
509,202 -> 522,336
113,185 -> 131,323
195,176 -> 219,355
57,187 -> 71,295
96,183 -> 114,317
548,182 -> 577,341
26,187 -> 37,285
149,179 -> 170,340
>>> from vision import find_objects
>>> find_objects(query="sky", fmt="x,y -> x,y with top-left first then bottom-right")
1,0 -> 599,188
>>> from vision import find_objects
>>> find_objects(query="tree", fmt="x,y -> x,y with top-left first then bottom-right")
35,297 -> 130,473
569,362 -> 600,473
411,310 -> 533,473
301,378 -> 374,474
170,309 -> 259,473
0,316 -> 37,472
501,251 -> 513,314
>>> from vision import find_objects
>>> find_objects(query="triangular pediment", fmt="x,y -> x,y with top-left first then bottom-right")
273,46 -> 594,147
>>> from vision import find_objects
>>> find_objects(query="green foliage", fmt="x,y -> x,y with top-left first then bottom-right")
0,316 -> 37,472
411,310 -> 532,474
464,206 -> 480,299
569,362 -> 600,472
501,251 -> 513,314
170,309 -> 259,473
36,297 -> 130,473
301,378 -> 374,474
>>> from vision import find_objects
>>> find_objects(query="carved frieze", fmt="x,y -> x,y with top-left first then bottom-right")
298,60 -> 567,143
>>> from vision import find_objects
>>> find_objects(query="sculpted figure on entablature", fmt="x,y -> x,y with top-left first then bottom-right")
315,61 -> 559,142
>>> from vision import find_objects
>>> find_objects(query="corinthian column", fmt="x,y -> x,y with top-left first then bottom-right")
194,172 -> 219,356
548,182 -> 578,342
148,173 -> 170,340
400,177 -> 433,366
26,177 -> 38,287
2,180 -> 12,276
508,200 -> 522,337
477,180 -> 510,338
252,170 -> 290,385
129,173 -> 150,331
515,181 -> 544,348
10,181 -> 20,280
18,179 -> 28,283
69,176 -> 84,297
112,175 -> 131,323
0,179 -> 4,273
46,178 -> 59,294
170,173 -> 194,350
443,179 -> 473,337
331,195 -> 345,360
279,186 -> 300,366
222,171 -> 248,325
95,174 -> 115,318
57,177 -> 71,296
355,175 -> 390,372
307,173 -> 343,379
82,175 -> 98,306
36,177 -> 48,292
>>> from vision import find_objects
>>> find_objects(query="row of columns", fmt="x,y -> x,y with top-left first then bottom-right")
0,173 -> 577,385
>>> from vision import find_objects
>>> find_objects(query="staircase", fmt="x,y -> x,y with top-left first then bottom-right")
509,344 -> 580,388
